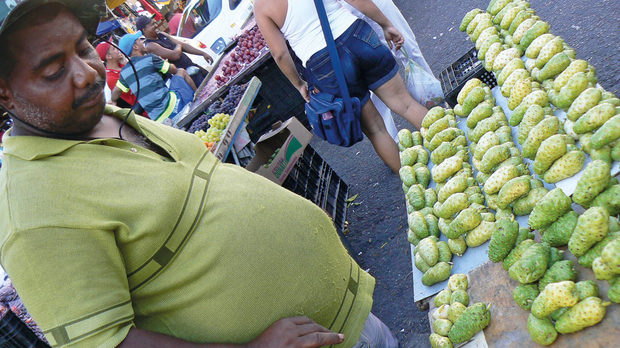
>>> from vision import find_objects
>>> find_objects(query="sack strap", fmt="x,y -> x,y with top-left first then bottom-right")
312,0 -> 354,113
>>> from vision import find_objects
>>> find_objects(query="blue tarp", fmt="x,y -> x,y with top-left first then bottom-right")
96,20 -> 122,36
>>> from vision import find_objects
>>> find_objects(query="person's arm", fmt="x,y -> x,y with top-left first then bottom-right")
162,32 -> 214,64
118,317 -> 345,348
146,41 -> 183,61
255,3 -> 309,102
109,86 -> 122,105
343,0 -> 404,50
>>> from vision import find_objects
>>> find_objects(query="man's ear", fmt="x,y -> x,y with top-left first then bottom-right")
0,79 -> 15,112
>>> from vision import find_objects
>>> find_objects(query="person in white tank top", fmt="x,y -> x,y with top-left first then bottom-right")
255,0 -> 429,174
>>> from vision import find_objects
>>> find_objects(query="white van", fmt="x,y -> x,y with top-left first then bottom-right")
175,0 -> 254,70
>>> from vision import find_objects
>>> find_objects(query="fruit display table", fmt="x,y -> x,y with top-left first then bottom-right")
435,259 -> 620,347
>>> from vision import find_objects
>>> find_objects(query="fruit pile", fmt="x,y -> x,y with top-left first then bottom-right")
214,26 -> 267,88
188,84 -> 246,134
193,113 -> 230,145
430,274 -> 491,347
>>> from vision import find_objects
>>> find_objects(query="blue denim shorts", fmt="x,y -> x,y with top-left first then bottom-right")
305,19 -> 398,106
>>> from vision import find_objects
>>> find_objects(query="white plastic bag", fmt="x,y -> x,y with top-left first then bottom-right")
400,48 -> 445,109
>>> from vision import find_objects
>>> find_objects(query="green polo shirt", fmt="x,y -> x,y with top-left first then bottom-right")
0,105 -> 374,348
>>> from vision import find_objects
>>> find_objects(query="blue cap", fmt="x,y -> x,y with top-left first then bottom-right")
118,30 -> 143,56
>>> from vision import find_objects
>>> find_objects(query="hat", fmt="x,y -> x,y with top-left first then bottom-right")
118,31 -> 143,56
135,15 -> 152,31
95,41 -> 111,61
0,0 -> 105,39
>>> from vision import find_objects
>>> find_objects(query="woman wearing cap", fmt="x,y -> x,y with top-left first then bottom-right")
137,15 -> 212,87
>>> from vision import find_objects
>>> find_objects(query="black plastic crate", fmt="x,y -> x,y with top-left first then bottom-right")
0,311 -> 49,347
243,58 -> 310,130
439,47 -> 497,107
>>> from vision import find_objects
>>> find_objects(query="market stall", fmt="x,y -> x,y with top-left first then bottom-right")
402,0 -> 619,346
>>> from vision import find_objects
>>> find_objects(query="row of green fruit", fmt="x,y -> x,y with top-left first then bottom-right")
430,274 -> 491,347
454,78 -> 549,217
462,0 -> 619,180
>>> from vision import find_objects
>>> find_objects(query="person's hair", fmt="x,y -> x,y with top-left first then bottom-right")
164,11 -> 175,22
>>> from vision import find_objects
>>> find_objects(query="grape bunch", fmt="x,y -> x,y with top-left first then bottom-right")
187,84 -> 247,133
214,26 -> 267,87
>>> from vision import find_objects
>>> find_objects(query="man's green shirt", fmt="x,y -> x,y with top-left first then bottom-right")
0,106 -> 374,347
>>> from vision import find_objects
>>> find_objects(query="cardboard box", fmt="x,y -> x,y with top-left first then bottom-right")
246,117 -> 313,185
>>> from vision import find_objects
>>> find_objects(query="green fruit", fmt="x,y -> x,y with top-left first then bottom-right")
425,189 -> 438,208
509,242 -> 550,284
423,106 -> 446,129
538,260 -> 578,292
519,21 -> 550,51
529,188 -> 572,229
549,247 -> 564,267
462,86 -> 486,116
550,307 -> 569,322
429,333 -> 453,348
500,5 -> 524,30
476,27 -> 498,50
517,104 -> 545,144
541,211 -> 578,247
466,102 -> 494,129
555,297 -> 610,334
533,134 -> 568,175
488,0 -> 512,15
496,125 -> 513,144
448,237 -> 467,257
577,232 -> 620,268
465,221 -> 495,247
448,302 -> 491,344
512,187 -> 548,216
536,52 -> 571,81
431,153 -> 464,183
415,166 -> 431,188
438,175 -> 469,203
575,280 -> 599,301
512,18 -> 537,46
569,207 -> 610,257
516,228 -> 535,245
601,238 -> 620,273
522,116 -> 560,159
566,87 -> 602,121
554,59 -> 588,92
435,192 -> 469,219
419,236 -> 440,266
609,277 -> 620,303
513,283 -> 539,311
589,184 -> 620,216
450,290 -> 470,306
474,132 -> 501,161
574,103 -> 616,134
592,257 -> 614,280
415,252 -> 431,272
525,33 -> 554,59
471,18 -> 493,42
543,149 -> 585,183
397,129 -> 414,148
556,72 -> 589,110
408,211 -> 429,239
432,319 -> 453,337
509,103 -> 529,126
447,207 -> 482,239
412,131 -> 423,146
536,37 -> 564,69
437,241 -> 452,263
573,160 -> 611,206
457,79 -> 483,105
497,175 -> 531,209
434,288 -> 452,307
460,8 -> 482,32
406,184 -> 426,210
448,273 -> 468,292
414,145 -> 430,165
508,9 -> 533,35
426,215 -> 441,239
407,229 -> 421,245
591,113 -> 620,150
422,262 -> 453,286
498,58 -> 526,86
488,218 -> 519,263
484,42 -> 504,72
503,239 -> 536,271
399,165 -> 417,186
501,68 -> 530,98
532,280 -> 579,318
493,47 -> 521,72
479,143 -> 511,174
527,314 -> 558,346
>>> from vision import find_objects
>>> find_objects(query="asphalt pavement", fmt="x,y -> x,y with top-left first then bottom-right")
309,1 -> 619,347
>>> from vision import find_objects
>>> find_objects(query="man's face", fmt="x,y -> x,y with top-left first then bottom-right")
0,5 -> 106,135
134,37 -> 147,55
143,21 -> 156,37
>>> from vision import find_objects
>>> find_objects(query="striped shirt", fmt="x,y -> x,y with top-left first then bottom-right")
116,54 -> 176,121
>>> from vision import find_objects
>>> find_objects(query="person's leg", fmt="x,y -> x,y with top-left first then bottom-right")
372,73 -> 427,130
361,99 -> 401,173
175,68 -> 197,91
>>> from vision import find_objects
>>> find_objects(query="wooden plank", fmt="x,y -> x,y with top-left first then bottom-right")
465,259 -> 619,348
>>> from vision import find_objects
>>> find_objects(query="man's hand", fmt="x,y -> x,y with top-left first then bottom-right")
202,52 -> 214,65
297,82 -> 310,103
383,25 -> 404,51
247,317 -> 344,348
